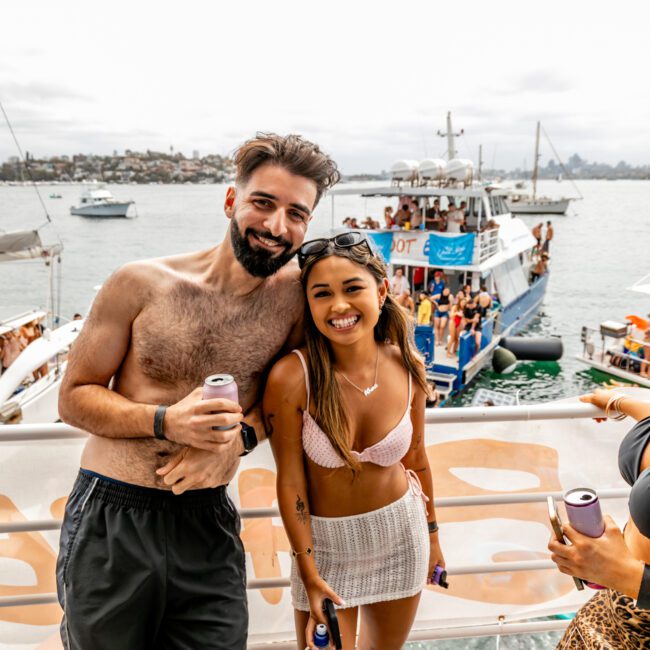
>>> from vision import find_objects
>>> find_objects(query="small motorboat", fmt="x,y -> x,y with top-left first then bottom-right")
70,186 -> 134,218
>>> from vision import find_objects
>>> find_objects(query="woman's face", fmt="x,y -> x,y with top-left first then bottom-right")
306,255 -> 387,345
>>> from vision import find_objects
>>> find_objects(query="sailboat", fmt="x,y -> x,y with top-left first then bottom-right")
507,122 -> 580,215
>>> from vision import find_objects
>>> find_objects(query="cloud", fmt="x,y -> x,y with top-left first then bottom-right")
0,82 -> 90,105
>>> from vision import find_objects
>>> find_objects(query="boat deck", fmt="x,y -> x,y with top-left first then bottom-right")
433,343 -> 459,369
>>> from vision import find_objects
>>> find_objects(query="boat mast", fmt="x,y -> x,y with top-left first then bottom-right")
437,111 -> 463,160
478,144 -> 483,182
532,121 -> 541,200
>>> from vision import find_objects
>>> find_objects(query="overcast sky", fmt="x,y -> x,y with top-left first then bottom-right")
1,0 -> 648,173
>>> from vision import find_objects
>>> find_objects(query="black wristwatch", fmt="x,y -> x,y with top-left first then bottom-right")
239,422 -> 258,456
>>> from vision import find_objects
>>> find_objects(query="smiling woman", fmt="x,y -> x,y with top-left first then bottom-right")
263,234 -> 446,650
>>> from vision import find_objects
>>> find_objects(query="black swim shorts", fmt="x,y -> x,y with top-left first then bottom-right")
56,470 -> 248,650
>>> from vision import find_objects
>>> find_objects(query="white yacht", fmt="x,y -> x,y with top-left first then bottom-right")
506,122 -> 579,215
70,186 -> 134,218
0,229 -> 83,424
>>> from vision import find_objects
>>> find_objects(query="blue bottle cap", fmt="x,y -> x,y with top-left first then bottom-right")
313,622 -> 329,648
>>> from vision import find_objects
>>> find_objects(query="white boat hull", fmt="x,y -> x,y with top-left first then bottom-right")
506,199 -> 570,215
70,202 -> 133,217
575,354 -> 650,388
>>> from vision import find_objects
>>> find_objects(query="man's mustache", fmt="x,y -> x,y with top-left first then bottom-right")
245,228 -> 292,251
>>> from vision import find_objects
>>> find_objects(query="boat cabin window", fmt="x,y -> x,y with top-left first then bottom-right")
489,195 -> 508,217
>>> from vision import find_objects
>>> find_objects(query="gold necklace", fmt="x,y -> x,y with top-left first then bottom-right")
337,348 -> 380,397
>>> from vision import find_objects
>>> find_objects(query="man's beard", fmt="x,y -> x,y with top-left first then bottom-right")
230,218 -> 297,278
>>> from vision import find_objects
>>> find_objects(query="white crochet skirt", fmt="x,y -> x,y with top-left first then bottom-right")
290,484 -> 429,611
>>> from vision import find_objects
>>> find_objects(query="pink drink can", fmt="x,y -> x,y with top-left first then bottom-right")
203,374 -> 239,430
564,488 -> 605,589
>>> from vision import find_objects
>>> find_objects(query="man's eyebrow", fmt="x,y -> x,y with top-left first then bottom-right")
249,191 -> 311,216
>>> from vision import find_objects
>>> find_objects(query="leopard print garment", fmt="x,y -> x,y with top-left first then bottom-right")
557,588 -> 650,648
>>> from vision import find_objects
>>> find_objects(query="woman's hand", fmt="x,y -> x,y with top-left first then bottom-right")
304,577 -> 345,650
548,515 -> 644,598
428,532 -> 446,582
579,388 -> 613,412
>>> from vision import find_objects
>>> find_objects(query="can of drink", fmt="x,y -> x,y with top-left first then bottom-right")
564,487 -> 605,589
203,374 -> 239,430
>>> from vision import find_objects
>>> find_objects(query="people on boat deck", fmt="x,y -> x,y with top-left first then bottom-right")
417,291 -> 432,325
446,203 -> 464,233
390,267 -> 411,307
543,220 -> 553,253
447,297 -> 466,358
549,390 -> 650,648
264,233 -> 444,649
394,202 -> 411,228
1,330 -> 26,371
424,199 -> 442,230
383,205 -> 395,229
476,285 -> 493,317
427,270 -> 445,298
409,199 -> 423,229
55,133 -> 340,650
463,297 -> 482,351
531,252 -> 549,282
433,287 -> 452,346
532,222 -> 543,245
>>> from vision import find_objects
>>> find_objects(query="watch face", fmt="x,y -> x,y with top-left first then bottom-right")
241,423 -> 257,451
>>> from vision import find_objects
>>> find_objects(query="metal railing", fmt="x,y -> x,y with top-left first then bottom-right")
0,401 -> 633,644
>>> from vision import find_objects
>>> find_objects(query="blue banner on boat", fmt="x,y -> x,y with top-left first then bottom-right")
367,231 -> 394,263
427,233 -> 476,266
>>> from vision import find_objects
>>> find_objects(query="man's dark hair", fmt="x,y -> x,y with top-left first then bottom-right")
233,132 -> 340,207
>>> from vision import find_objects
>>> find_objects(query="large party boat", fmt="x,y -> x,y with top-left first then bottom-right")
327,115 -> 550,402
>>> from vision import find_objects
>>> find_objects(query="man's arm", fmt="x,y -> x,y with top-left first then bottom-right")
59,263 -> 242,447
59,263 -> 159,438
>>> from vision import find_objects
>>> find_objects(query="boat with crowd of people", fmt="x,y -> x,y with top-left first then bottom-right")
328,171 -> 549,403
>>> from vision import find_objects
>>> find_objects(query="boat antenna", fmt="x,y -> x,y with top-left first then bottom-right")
0,99 -> 53,226
437,111 -> 463,160
540,124 -> 583,200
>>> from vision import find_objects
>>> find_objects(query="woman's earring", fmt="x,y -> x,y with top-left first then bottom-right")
379,300 -> 385,315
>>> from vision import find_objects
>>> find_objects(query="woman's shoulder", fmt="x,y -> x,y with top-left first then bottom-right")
266,348 -> 309,395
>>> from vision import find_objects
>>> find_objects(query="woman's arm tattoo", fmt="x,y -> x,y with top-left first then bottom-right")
296,494 -> 308,524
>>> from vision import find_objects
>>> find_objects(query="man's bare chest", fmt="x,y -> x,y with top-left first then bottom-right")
132,284 -> 300,399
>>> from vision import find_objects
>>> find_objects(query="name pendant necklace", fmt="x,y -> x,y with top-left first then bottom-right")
337,347 -> 379,397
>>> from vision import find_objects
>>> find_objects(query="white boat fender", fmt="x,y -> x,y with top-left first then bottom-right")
500,337 -> 563,362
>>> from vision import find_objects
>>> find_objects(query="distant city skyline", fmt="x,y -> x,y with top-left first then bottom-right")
1,0 -> 648,174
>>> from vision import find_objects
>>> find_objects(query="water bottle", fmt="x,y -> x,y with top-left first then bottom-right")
564,487 -> 605,589
313,623 -> 329,648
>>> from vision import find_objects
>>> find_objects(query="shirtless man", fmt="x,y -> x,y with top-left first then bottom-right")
543,220 -> 553,253
532,221 -> 543,246
56,133 -> 339,650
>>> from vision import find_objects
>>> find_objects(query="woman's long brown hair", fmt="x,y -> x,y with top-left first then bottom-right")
300,243 -> 429,474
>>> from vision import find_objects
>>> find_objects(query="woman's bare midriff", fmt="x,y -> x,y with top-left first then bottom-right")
306,461 -> 410,517
80,435 -> 184,489
624,517 -> 650,565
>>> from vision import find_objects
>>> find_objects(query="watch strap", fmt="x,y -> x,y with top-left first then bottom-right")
153,405 -> 167,440
239,422 -> 258,456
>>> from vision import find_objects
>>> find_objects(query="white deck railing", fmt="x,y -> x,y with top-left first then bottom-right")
0,401 -> 628,644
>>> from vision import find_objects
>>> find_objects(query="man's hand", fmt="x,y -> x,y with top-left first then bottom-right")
164,387 -> 243,451
548,515 -> 644,598
156,440 -> 242,495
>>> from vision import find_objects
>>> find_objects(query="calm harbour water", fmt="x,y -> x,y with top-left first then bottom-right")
1,180 -> 649,648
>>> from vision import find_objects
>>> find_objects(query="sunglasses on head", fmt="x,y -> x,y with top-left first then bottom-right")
297,231 -> 375,269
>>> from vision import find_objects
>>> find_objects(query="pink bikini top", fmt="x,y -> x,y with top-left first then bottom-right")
292,349 -> 413,469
